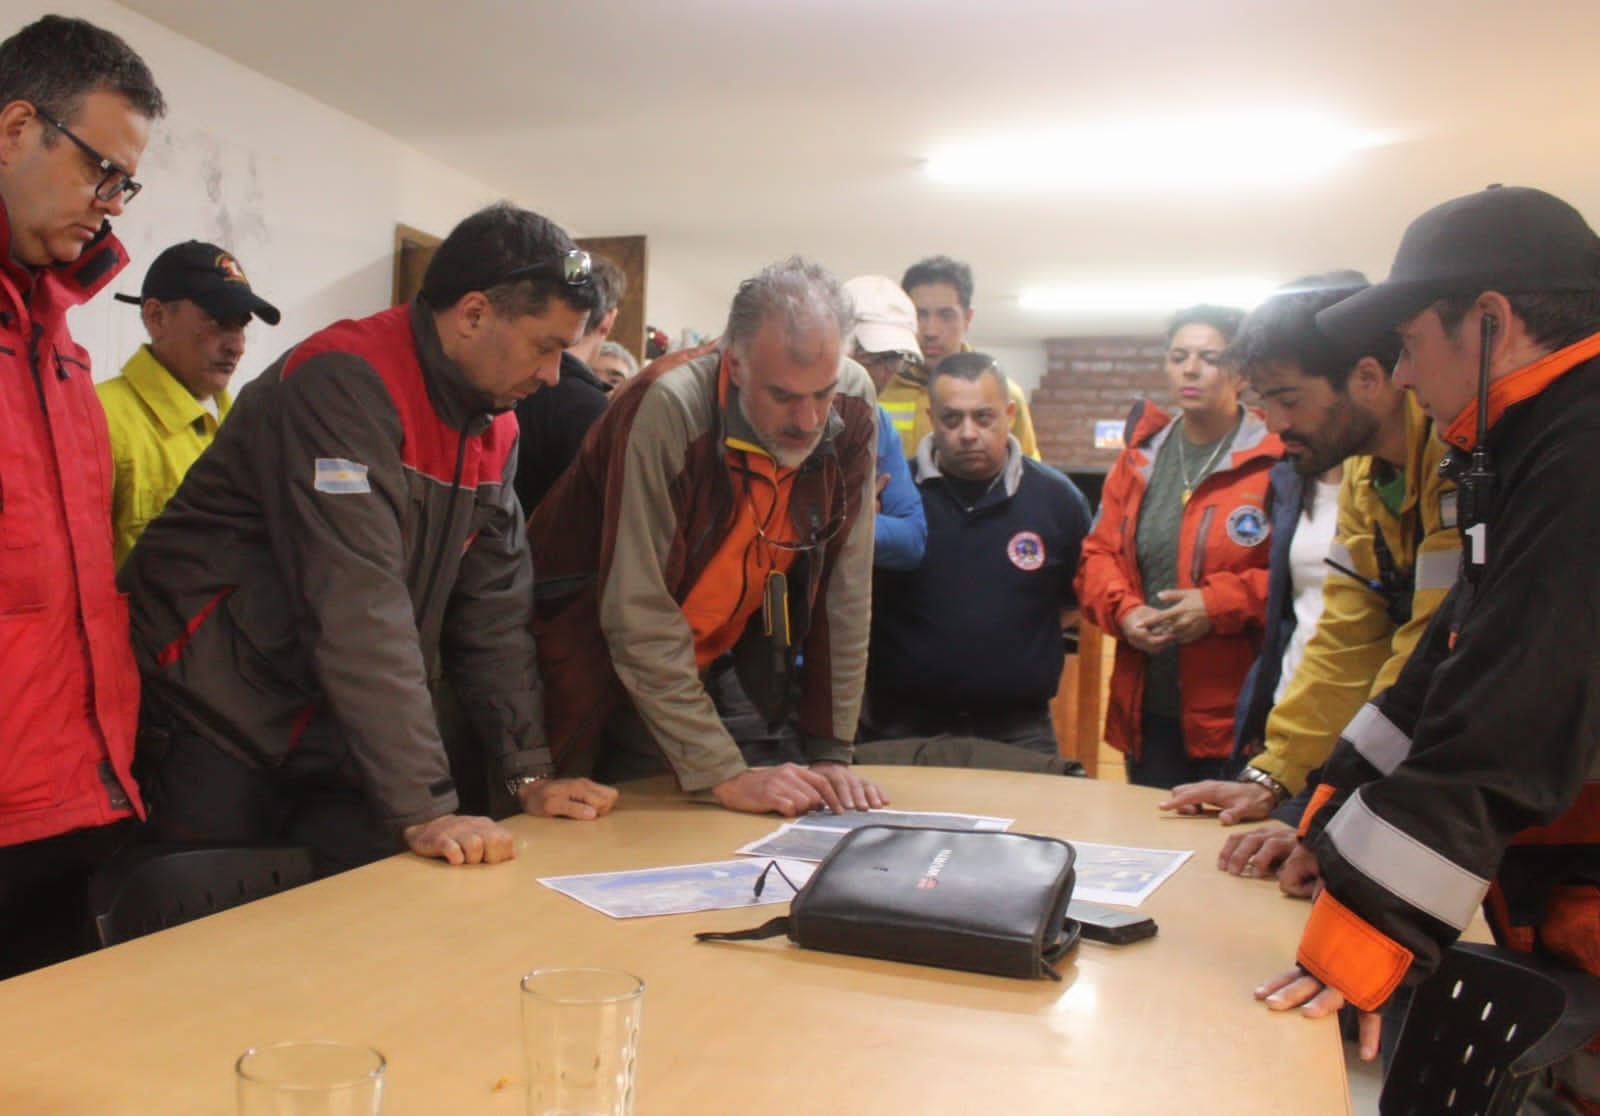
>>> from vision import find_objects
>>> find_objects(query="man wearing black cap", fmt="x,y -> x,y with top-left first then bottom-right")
98,241 -> 280,565
1251,187 -> 1600,1111
121,203 -> 620,875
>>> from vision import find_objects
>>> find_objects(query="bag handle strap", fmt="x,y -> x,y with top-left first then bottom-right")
696,916 -> 790,943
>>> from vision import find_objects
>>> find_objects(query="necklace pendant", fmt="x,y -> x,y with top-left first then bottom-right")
1181,487 -> 1192,506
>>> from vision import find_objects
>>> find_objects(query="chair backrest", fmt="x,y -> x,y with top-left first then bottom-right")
1381,942 -> 1600,1115
88,844 -> 317,948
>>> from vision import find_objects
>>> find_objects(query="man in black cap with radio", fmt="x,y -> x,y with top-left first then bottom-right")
98,241 -> 280,565
1251,186 -> 1600,1111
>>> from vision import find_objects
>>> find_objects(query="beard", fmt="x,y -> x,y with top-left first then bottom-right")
738,387 -> 821,468
1285,401 -> 1380,476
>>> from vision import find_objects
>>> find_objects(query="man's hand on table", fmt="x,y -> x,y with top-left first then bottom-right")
1217,824 -> 1301,880
1274,840 -> 1322,899
403,814 -> 516,865
809,761 -> 888,811
519,777 -> 619,821
1159,779 -> 1276,825
1256,968 -> 1383,1062
711,762 -> 887,816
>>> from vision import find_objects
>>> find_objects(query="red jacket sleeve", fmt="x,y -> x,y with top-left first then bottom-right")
1074,448 -> 1144,635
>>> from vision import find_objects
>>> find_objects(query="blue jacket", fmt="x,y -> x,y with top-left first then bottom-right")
870,437 -> 1091,712
874,404 -> 926,570
1231,459 -> 1305,769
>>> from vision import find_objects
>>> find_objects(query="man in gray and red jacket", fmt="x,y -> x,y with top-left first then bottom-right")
122,203 -> 618,874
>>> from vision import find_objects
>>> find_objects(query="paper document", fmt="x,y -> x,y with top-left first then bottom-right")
539,859 -> 815,920
1068,842 -> 1192,907
737,808 -> 1013,863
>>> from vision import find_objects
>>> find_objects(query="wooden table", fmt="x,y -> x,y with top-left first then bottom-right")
0,769 -> 1349,1114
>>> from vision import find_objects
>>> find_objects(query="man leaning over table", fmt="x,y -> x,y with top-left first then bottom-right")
121,203 -> 618,876
1254,186 -> 1600,1113
528,257 -> 888,817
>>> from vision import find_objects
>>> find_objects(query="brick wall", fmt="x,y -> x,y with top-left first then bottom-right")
1031,335 -> 1169,472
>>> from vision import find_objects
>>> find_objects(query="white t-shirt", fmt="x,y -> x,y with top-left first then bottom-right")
1273,478 -> 1342,705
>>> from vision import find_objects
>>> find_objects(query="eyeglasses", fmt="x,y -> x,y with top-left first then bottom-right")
745,464 -> 850,555
498,249 -> 593,288
33,105 -> 141,205
856,350 -> 921,380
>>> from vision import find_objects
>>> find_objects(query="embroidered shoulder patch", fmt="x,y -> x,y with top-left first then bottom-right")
314,457 -> 371,494
1225,505 -> 1270,547
1007,531 -> 1046,571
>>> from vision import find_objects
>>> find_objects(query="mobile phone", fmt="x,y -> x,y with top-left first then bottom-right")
1068,899 -> 1158,945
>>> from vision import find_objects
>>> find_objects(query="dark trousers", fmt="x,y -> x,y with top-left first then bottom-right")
863,694 -> 1060,757
137,693 -> 395,878
0,819 -> 137,979
1124,712 -> 1231,790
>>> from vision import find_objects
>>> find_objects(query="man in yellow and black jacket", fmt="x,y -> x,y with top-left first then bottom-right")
1161,273 -> 1460,829
1256,186 -> 1600,1113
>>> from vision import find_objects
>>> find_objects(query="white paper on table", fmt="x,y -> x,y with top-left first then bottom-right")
735,808 -> 1013,863
1067,841 -> 1193,908
538,858 -> 816,919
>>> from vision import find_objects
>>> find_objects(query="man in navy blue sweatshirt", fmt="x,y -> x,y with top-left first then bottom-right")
863,352 -> 1092,755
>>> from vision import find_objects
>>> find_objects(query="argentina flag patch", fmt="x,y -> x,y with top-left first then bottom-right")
314,457 -> 371,494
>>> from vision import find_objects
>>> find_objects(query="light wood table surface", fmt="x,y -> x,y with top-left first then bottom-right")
0,768 -> 1349,1115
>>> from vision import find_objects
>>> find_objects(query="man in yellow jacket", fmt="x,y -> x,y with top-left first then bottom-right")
97,240 -> 279,564
1161,273 -> 1460,847
881,255 -> 1040,460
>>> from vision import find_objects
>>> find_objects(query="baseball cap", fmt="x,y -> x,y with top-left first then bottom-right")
1317,186 -> 1600,344
844,274 -> 919,356
114,240 -> 281,325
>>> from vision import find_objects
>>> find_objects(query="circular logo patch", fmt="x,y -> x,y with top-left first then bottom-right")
1007,531 -> 1046,571
1226,505 -> 1270,548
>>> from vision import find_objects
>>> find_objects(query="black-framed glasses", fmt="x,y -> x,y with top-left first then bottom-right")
498,249 -> 593,288
33,105 -> 141,205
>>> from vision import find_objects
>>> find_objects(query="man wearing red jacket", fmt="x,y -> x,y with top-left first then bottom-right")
0,15 -> 165,978
1258,186 -> 1600,1113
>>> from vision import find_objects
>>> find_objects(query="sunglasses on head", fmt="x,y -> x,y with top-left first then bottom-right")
498,249 -> 593,287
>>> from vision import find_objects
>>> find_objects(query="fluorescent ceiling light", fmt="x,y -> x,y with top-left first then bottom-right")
1019,278 -> 1281,314
927,113 -> 1386,190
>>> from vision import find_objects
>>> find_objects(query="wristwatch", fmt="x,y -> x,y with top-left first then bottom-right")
505,773 -> 548,799
1237,765 -> 1290,805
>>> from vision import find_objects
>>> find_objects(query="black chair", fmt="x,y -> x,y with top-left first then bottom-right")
1381,942 -> 1600,1115
88,843 -> 317,947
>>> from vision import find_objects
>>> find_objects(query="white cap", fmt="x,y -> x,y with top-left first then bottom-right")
843,275 -> 919,356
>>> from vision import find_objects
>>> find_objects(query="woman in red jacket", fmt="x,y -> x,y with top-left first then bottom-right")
1075,306 -> 1282,788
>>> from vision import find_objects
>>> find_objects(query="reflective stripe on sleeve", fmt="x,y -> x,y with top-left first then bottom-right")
1343,703 -> 1412,776
1297,890 -> 1415,1013
1325,790 -> 1490,932
1414,546 -> 1461,592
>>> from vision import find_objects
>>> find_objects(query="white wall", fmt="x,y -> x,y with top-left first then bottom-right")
982,342 -> 1046,398
3,4 -> 1030,387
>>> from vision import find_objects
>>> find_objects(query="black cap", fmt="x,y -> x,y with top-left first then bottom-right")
113,240 -> 280,325
1317,186 -> 1600,344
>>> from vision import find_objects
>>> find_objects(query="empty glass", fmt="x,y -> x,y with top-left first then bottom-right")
235,1041 -> 385,1115
520,967 -> 643,1116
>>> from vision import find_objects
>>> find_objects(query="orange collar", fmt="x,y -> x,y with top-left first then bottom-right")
1444,329 -> 1600,451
